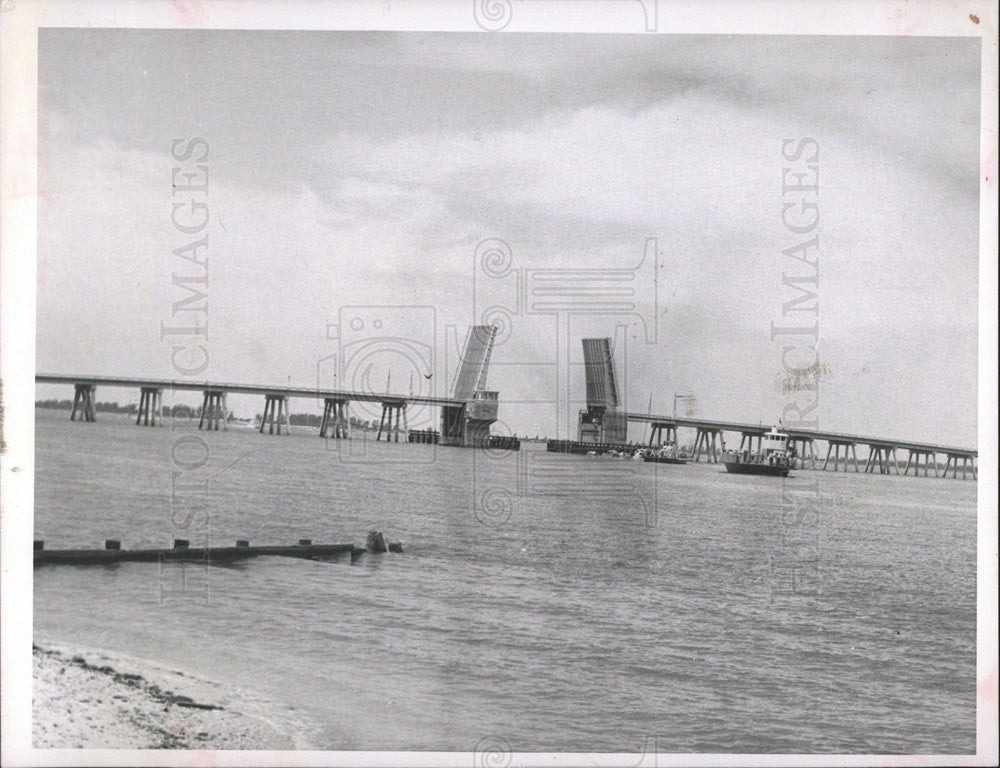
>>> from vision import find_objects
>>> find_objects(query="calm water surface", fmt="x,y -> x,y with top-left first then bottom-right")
33,410 -> 977,752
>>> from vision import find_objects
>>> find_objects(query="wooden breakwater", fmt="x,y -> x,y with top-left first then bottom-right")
408,429 -> 439,444
546,439 -> 636,455
488,435 -> 520,451
407,431 -> 520,450
33,538 -> 357,566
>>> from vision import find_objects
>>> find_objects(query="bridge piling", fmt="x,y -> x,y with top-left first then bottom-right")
863,446 -> 876,473
649,422 -> 677,448
864,445 -> 900,475
823,442 -> 836,471
789,437 -> 816,468
376,402 -> 406,442
738,430 -> 764,454
136,387 -> 163,426
260,394 -> 290,435
338,401 -> 350,438
692,427 -> 721,463
376,404 -> 387,441
319,399 -> 331,438
905,449 -> 939,477
70,384 -> 96,422
147,387 -> 160,426
396,403 -> 409,443
943,453 -> 977,480
198,390 -> 227,431
319,398 -> 350,439
822,440 -> 858,472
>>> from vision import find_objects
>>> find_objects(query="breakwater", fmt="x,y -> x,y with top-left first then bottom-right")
33,539 -> 356,566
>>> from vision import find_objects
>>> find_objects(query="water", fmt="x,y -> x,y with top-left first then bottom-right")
33,409 -> 977,753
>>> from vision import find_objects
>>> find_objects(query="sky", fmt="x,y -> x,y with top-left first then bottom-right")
35,30 -> 981,445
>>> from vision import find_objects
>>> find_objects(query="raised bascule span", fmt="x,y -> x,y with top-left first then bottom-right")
440,324 -> 499,447
578,337 -> 627,444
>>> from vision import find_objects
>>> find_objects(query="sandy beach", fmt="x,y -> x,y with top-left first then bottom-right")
32,643 -> 308,749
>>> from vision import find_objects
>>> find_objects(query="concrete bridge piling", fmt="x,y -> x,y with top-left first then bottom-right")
648,421 -> 677,448
691,427 -> 723,463
377,401 -> 407,442
738,430 -> 764,454
260,394 -> 290,435
70,384 -> 96,422
863,445 -> 899,474
136,387 -> 163,426
904,449 -> 938,477
198,389 -> 227,431
788,437 -> 817,468
823,440 -> 859,472
319,398 -> 350,439
943,452 -> 977,480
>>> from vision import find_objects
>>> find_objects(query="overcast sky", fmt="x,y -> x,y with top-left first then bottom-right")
36,31 -> 980,444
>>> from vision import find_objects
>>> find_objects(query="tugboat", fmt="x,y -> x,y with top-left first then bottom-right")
643,441 -> 689,465
722,425 -> 794,476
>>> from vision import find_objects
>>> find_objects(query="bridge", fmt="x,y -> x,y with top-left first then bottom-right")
34,329 -> 979,478
577,338 -> 977,480
35,325 -> 501,448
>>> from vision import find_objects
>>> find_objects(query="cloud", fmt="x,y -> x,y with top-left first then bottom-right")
35,30 -> 981,442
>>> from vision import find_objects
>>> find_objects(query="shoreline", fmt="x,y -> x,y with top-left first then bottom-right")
32,641 -> 319,750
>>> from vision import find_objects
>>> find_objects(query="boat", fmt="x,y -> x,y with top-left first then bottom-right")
643,442 -> 689,465
722,425 -> 794,476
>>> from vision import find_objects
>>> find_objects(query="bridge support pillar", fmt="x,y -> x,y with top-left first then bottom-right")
789,437 -> 816,468
377,404 -> 388,441
738,431 -> 764,454
136,387 -> 163,426
320,398 -> 350,439
199,390 -> 227,431
823,440 -> 858,472
376,402 -> 407,442
70,384 -> 97,422
864,445 -> 899,475
943,453 -> 976,480
692,427 -> 722,463
260,394 -> 290,435
648,422 -> 677,448
904,450 -> 939,477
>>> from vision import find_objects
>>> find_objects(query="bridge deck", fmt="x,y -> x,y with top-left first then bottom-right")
36,374 -> 461,407
624,412 -> 976,456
